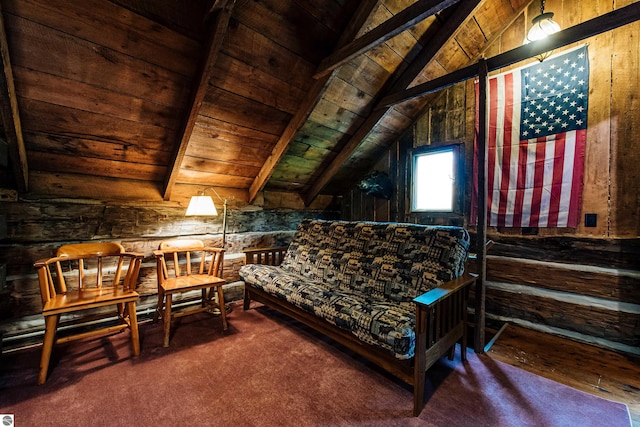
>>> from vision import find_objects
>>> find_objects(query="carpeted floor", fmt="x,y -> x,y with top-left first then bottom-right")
0,302 -> 632,427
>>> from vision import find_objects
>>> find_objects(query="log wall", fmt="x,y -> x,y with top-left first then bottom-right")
342,2 -> 640,356
0,190 -> 339,349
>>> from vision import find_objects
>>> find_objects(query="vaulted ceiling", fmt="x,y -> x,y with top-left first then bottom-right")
0,0 -> 537,206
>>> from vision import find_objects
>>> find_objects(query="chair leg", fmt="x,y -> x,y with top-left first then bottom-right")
154,287 -> 164,323
163,294 -> 173,347
127,301 -> 140,356
243,286 -> 251,311
216,285 -> 228,331
117,302 -> 125,318
38,314 -> 59,385
201,288 -> 207,308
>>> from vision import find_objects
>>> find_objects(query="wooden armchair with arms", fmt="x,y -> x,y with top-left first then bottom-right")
33,242 -> 143,384
153,239 -> 227,347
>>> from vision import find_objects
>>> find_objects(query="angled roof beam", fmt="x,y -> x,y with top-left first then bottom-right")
303,0 -> 482,206
314,0 -> 461,79
380,1 -> 640,107
247,0 -> 380,204
0,2 -> 27,192
162,0 -> 234,201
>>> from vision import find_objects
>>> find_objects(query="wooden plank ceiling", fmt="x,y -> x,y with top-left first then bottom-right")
0,0 -> 530,204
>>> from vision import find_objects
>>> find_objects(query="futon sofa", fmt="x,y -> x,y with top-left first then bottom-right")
239,219 -> 476,416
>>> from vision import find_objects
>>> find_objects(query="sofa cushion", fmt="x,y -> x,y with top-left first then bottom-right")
279,220 -> 470,302
240,263 -> 416,359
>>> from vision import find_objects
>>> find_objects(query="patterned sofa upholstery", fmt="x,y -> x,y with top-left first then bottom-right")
240,219 -> 471,361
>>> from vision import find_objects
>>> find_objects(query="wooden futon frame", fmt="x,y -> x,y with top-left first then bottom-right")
242,247 -> 477,416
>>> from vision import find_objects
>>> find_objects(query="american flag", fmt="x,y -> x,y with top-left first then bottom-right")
472,46 -> 589,228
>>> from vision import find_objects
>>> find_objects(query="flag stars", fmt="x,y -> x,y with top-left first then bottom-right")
518,48 -> 588,140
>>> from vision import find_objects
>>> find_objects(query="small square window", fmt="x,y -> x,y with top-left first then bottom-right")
412,147 -> 455,212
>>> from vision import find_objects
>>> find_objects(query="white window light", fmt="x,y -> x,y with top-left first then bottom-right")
412,148 -> 454,212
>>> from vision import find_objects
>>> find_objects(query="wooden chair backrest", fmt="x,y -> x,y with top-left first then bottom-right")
34,242 -> 143,306
155,239 -> 224,281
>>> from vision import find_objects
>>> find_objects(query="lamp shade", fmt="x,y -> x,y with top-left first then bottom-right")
524,12 -> 561,43
185,196 -> 218,216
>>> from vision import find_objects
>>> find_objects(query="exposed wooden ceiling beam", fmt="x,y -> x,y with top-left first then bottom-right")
247,0 -> 380,204
162,0 -> 234,201
313,0 -> 461,79
0,2 -> 28,192
303,0 -> 482,206
380,1 -> 640,107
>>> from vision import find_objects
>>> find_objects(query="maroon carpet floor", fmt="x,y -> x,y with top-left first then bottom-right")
0,302 -> 632,426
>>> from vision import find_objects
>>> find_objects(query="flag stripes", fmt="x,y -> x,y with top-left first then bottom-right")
472,46 -> 589,228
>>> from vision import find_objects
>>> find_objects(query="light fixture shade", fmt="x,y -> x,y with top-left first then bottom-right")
185,196 -> 218,216
524,12 -> 561,44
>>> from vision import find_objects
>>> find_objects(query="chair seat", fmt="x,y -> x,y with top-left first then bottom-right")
33,242 -> 143,384
43,288 -> 139,316
160,275 -> 224,293
154,240 -> 227,347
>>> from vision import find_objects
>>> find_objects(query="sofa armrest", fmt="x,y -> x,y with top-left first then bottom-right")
243,247 -> 288,266
413,273 -> 477,307
412,272 -> 476,415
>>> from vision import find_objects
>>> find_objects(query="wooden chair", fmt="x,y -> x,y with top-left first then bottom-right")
33,242 -> 143,384
153,239 -> 227,347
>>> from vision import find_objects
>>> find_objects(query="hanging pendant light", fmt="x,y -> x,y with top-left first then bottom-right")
524,0 -> 561,61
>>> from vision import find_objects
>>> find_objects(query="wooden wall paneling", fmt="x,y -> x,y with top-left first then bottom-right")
15,68 -> 183,131
322,77 -> 374,116
578,32 -> 611,237
453,11 -> 488,59
4,0 -> 201,77
210,54 -> 305,116
296,0 -> 359,34
185,135 -> 269,167
432,37 -> 474,74
485,285 -> 640,349
232,0 -> 339,64
429,94 -> 447,144
193,117 -> 278,151
270,155 -> 322,180
170,0 -> 232,208
6,16 -> 191,107
294,124 -> 344,152
286,141 -> 333,162
223,21 -> 315,92
25,132 -> 171,166
200,88 -> 291,136
180,156 -> 261,178
337,57 -> 392,98
383,0 -> 435,41
28,151 -> 164,182
487,235 -> 640,270
107,0 -> 209,39
26,172 -> 165,202
372,150 -> 391,222
264,179 -> 306,193
176,169 -> 254,188
0,1 -> 27,192
486,256 -> 640,304
379,108 -> 413,133
445,83 -> 466,141
20,101 -> 174,149
610,20 -> 640,236
391,92 -> 431,119
308,99 -> 365,134
356,4 -> 406,74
